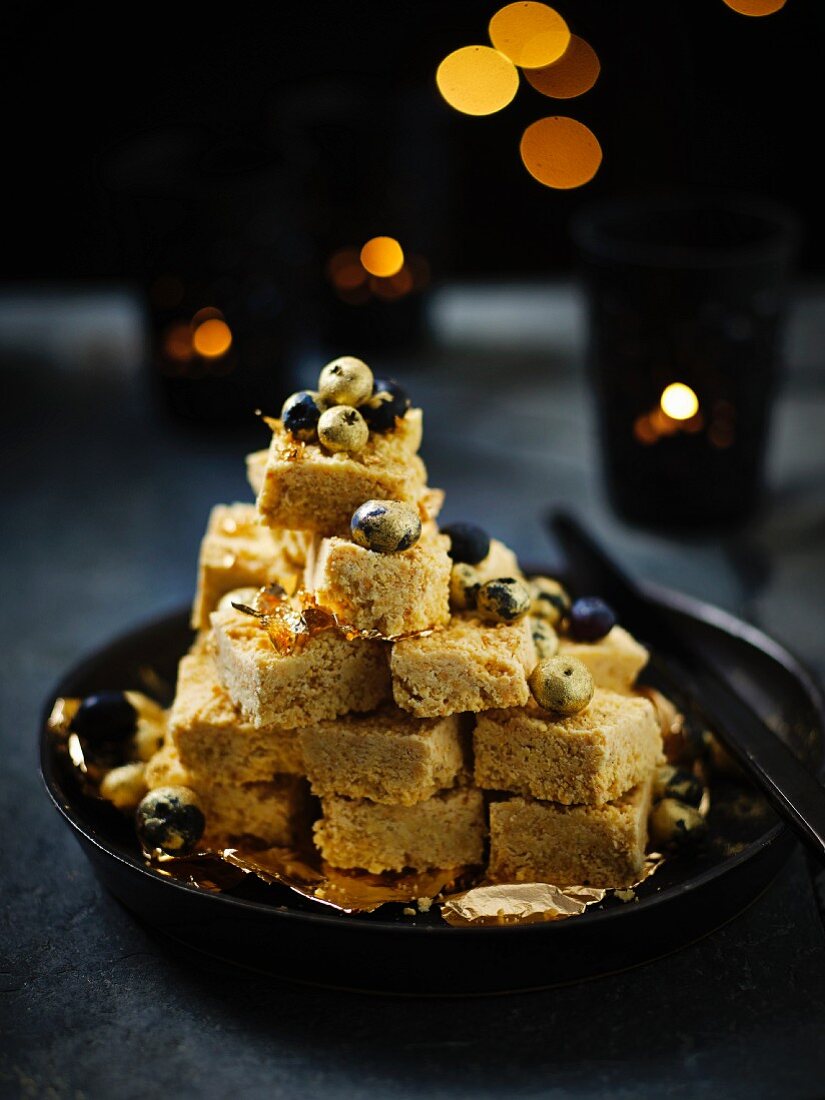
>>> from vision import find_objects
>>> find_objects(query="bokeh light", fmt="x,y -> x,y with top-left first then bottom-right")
192,318 -> 233,358
360,236 -> 405,278
520,116 -> 602,189
721,0 -> 786,15
660,382 -> 699,421
524,35 -> 600,99
436,46 -> 519,116
327,248 -> 368,291
489,3 -> 570,69
162,322 -> 194,364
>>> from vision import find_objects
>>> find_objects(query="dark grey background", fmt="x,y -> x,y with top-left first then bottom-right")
2,284 -> 825,1097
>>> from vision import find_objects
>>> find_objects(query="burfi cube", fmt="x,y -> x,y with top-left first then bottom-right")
390,613 -> 536,718
211,597 -> 391,728
145,740 -> 311,846
559,626 -> 648,694
169,652 -> 304,783
201,776 -> 311,847
246,449 -> 268,496
313,788 -> 486,873
488,774 -> 654,888
308,531 -> 452,636
300,707 -> 469,806
256,410 -> 428,536
191,503 -> 311,629
474,689 -> 661,804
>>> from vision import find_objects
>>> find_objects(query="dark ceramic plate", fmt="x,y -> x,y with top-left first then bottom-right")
41,580 -> 824,995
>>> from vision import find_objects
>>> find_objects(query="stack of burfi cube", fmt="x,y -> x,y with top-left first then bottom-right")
145,357 -> 662,887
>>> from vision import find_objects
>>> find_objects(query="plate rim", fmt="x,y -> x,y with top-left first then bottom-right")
40,583 -> 825,937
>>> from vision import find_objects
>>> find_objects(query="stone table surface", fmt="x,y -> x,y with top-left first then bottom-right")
2,284 -> 825,1098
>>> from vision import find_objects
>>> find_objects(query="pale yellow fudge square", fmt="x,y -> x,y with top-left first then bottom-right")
474,689 -> 661,804
256,410 -> 428,536
475,538 -> 523,582
390,613 -> 536,718
300,707 -> 469,806
169,652 -> 304,783
144,741 -> 311,847
191,503 -> 311,629
488,774 -> 654,888
211,598 -> 391,729
308,531 -> 451,636
558,626 -> 649,694
313,788 -> 486,873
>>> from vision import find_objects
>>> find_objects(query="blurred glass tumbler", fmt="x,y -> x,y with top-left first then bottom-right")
573,196 -> 797,525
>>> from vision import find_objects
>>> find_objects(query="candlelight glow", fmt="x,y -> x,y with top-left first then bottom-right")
489,3 -> 570,69
436,45 -> 519,116
722,0 -> 786,15
524,35 -> 600,99
360,236 -> 405,278
660,383 -> 699,421
193,318 -> 233,358
162,322 -> 193,363
520,116 -> 602,189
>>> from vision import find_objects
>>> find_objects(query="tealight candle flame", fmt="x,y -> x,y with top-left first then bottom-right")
660,382 -> 699,421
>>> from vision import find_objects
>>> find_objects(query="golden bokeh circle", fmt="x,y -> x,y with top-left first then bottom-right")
524,35 -> 600,99
721,0 -> 786,16
193,318 -> 233,358
519,116 -> 602,189
436,45 -> 520,116
360,236 -> 405,278
489,3 -> 570,69
660,383 -> 699,421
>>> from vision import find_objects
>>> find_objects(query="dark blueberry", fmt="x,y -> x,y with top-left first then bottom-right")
476,577 -> 531,624
568,596 -> 617,642
281,390 -> 321,441
362,378 -> 411,433
442,522 -> 491,566
71,691 -> 137,744
136,786 -> 206,855
649,799 -> 707,852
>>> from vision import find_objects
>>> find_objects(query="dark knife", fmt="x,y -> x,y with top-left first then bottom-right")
548,510 -> 825,863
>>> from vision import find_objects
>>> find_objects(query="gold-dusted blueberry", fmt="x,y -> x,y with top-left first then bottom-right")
281,390 -> 322,441
136,786 -> 205,855
531,618 -> 559,660
441,522 -> 490,565
100,762 -> 148,811
528,655 -> 594,715
652,764 -> 704,808
449,562 -> 482,610
529,576 -> 571,628
476,577 -> 531,624
318,356 -> 374,407
649,798 -> 707,851
351,499 -> 422,554
317,405 -> 369,453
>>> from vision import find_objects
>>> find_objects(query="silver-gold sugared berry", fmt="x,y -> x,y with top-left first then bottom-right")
531,619 -> 559,660
476,577 -> 531,624
100,762 -> 148,811
318,356 -> 374,407
351,500 -> 422,554
649,798 -> 707,851
529,576 -> 571,628
317,405 -> 369,453
136,786 -> 205,855
281,390 -> 322,441
652,764 -> 704,808
449,563 -> 482,610
528,655 -> 594,715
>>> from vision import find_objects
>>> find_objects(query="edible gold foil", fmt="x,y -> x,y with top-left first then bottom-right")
441,882 -> 606,926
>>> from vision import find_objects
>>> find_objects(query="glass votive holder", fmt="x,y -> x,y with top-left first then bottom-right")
572,195 -> 798,526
